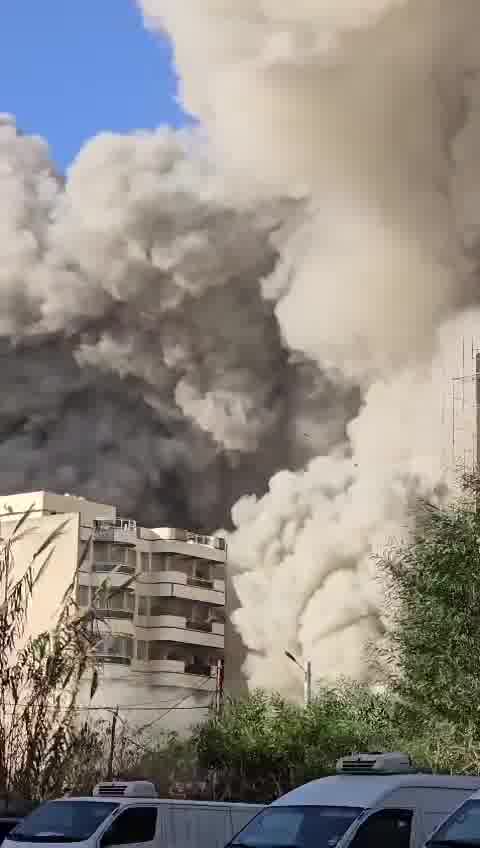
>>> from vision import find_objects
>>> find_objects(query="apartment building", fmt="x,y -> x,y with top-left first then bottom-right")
0,491 -> 226,729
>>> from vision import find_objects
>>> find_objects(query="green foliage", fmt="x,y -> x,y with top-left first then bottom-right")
190,684 -> 410,802
110,686 -> 480,804
124,731 -> 202,798
0,512 -> 99,802
378,477 -> 480,727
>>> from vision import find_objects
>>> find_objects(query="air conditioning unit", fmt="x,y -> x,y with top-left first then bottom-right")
93,781 -> 158,798
336,752 -> 416,775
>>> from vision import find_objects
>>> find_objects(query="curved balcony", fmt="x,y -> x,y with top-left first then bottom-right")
92,561 -> 135,575
135,616 -> 224,649
94,518 -> 137,546
93,608 -> 134,621
136,571 -> 225,604
97,654 -> 131,666
152,527 -> 226,551
131,657 -> 217,690
187,576 -> 214,590
90,571 -> 136,589
149,538 -> 226,565
95,644 -> 133,665
95,634 -> 133,666
184,661 -> 212,676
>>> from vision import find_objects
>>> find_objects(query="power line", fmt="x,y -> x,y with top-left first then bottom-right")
136,676 -> 214,733
1,702 -> 212,713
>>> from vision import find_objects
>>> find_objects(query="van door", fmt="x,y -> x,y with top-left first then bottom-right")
345,808 -> 413,848
99,806 -> 158,848
417,788 -> 480,843
162,805 -> 232,848
229,806 -> 264,838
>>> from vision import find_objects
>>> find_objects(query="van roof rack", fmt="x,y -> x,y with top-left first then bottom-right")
93,781 -> 158,798
336,752 -> 418,775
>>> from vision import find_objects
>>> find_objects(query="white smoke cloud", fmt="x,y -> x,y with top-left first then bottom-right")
138,0 -> 480,694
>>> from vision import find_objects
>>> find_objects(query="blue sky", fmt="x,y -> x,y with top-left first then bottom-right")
1,0 -> 189,170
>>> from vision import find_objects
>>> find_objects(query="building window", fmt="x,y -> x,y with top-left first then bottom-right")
109,544 -> 127,564
93,541 -> 109,562
194,562 -> 211,582
138,596 -> 148,616
140,552 -> 149,572
96,635 -> 133,659
108,592 -> 124,611
93,542 -> 137,567
150,597 -> 189,617
150,598 -> 170,616
151,553 -> 165,572
186,654 -> 212,676
150,598 -> 165,617
165,648 -> 185,662
191,605 -> 210,622
136,640 -> 148,661
149,642 -> 174,662
76,585 -> 89,607
94,590 -> 134,615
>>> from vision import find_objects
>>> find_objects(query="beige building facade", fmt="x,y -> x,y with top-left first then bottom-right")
0,491 -> 226,730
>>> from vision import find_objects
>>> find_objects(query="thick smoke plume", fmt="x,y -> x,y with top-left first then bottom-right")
138,0 -> 480,694
3,0 -> 480,698
0,116 -> 351,533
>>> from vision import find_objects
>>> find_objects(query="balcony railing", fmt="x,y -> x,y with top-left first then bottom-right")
93,608 -> 134,620
154,527 -> 226,552
184,662 -> 212,677
186,619 -> 213,633
95,635 -> 133,666
92,561 -> 136,574
97,655 -> 131,666
94,519 -> 137,545
187,576 -> 214,590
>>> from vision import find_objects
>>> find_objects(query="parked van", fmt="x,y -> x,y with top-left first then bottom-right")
421,785 -> 480,846
3,781 -> 264,848
227,752 -> 480,848
0,819 -> 21,845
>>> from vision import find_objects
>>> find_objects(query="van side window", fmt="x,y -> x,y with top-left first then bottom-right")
349,808 -> 413,848
101,807 -> 157,845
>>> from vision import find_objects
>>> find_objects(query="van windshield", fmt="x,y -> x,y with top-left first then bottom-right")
230,805 -> 364,848
8,801 -> 119,843
430,800 -> 480,847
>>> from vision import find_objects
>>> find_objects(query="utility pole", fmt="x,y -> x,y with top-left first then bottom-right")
214,658 -> 224,719
211,659 -> 224,802
304,660 -> 312,707
107,707 -> 119,780
476,353 -> 480,481
285,651 -> 312,707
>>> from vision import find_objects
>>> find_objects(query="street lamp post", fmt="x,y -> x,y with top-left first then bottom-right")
285,651 -> 312,706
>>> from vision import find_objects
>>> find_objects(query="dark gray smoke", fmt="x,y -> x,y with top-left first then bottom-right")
0,116 -> 352,529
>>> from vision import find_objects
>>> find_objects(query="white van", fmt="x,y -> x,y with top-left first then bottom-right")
4,782 -> 264,848
226,752 -> 480,848
421,785 -> 480,846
